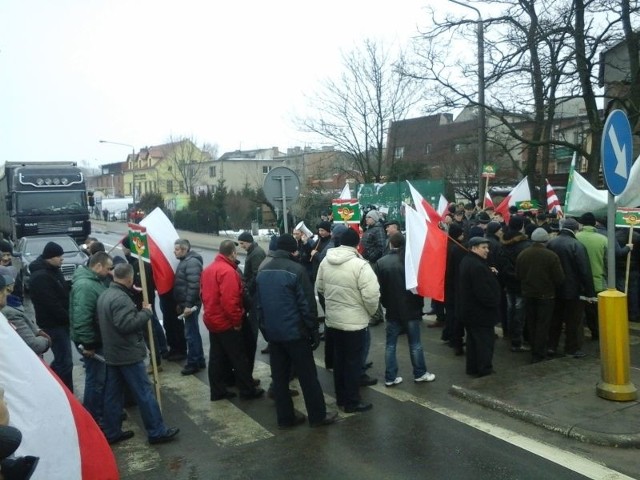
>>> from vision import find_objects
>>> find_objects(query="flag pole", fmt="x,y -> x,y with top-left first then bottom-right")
138,255 -> 162,410
625,226 -> 633,294
483,176 -> 490,209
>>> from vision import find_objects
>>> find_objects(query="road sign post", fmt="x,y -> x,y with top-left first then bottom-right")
262,167 -> 300,234
597,109 -> 636,402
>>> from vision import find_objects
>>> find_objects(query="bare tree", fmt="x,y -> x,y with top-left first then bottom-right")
404,0 -> 639,198
300,39 -> 423,183
165,136 -> 213,195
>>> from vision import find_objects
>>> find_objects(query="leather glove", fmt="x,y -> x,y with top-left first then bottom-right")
310,329 -> 321,351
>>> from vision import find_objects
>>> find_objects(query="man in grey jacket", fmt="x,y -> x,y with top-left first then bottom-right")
98,263 -> 179,445
173,238 -> 205,375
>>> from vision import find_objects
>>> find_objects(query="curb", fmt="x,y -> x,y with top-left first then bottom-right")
449,384 -> 640,448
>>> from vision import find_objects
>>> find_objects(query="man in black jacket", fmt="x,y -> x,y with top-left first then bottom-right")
459,237 -> 501,377
375,233 -> 435,387
173,239 -> 205,375
30,241 -> 74,391
238,231 -> 266,377
546,218 -> 595,358
256,234 -> 337,429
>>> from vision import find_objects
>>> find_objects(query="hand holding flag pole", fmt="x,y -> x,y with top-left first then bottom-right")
128,223 -> 162,410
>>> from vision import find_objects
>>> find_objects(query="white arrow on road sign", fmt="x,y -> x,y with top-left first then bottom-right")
608,127 -> 629,178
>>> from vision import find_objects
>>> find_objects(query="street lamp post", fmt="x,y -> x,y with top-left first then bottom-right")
448,0 -> 486,203
99,139 -> 136,206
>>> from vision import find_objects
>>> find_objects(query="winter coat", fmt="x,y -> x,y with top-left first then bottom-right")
576,226 -> 608,293
310,235 -> 332,281
616,228 -> 640,274
3,296 -> 49,355
201,254 -> 244,333
29,256 -> 69,329
361,223 -> 386,264
97,282 -> 152,366
125,253 -> 155,309
516,244 -> 564,299
69,266 -> 107,349
173,250 -> 203,309
547,230 -> 596,299
445,240 -> 466,304
243,242 -> 266,296
374,249 -> 423,324
256,250 -> 318,342
500,231 -> 531,293
457,251 -> 501,328
316,246 -> 379,331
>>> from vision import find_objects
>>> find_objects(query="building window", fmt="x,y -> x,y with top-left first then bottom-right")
262,166 -> 272,174
167,180 -> 173,193
425,143 -> 432,154
168,166 -> 172,172
394,147 -> 404,160
178,182 -> 184,194
209,166 -> 216,177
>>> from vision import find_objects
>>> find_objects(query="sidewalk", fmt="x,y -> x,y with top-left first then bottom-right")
449,334 -> 640,448
91,218 -> 640,448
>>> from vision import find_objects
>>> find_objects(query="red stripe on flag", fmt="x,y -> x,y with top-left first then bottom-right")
417,223 -> 447,301
148,236 -> 176,295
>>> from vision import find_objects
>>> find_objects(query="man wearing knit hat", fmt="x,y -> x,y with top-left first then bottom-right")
362,209 -> 386,328
547,217 -> 596,358
256,234 -> 337,429
29,241 -> 74,391
316,228 -> 380,413
516,228 -> 565,362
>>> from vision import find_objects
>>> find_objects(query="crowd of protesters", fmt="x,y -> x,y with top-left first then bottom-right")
2,195 -> 638,463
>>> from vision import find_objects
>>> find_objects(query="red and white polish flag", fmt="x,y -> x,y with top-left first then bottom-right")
0,316 -> 119,479
546,180 -> 563,217
405,182 -> 448,302
140,207 -> 180,295
484,191 -> 495,210
494,177 -> 531,224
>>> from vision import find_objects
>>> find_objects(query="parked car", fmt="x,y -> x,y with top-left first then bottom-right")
12,235 -> 88,292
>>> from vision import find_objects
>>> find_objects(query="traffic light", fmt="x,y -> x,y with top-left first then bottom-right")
87,191 -> 95,207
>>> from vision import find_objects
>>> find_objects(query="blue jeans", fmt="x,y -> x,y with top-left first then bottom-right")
81,348 -> 106,424
385,320 -> 427,382
103,362 -> 168,441
44,326 -> 74,392
184,306 -> 205,367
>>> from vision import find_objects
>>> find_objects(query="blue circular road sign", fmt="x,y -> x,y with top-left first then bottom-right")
601,109 -> 633,196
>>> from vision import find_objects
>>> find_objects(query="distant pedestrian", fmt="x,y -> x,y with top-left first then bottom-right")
516,228 -> 564,363
98,263 -> 179,445
459,237 -> 501,377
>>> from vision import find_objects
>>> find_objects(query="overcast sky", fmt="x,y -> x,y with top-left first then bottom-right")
0,0 -> 441,168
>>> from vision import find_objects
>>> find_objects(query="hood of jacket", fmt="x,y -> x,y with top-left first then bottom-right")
72,265 -> 101,284
501,231 -> 528,245
28,256 -> 54,274
325,245 -> 360,265
183,250 -> 203,265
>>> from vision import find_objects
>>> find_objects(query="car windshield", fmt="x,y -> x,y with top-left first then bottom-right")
16,191 -> 87,215
23,237 -> 79,256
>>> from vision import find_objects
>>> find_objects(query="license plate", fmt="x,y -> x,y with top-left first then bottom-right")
64,274 -> 73,281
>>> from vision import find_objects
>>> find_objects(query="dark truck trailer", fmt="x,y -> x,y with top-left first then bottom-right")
0,162 -> 91,243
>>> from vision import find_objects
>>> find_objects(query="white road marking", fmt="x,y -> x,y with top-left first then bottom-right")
374,385 -> 635,480
159,361 -> 273,447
